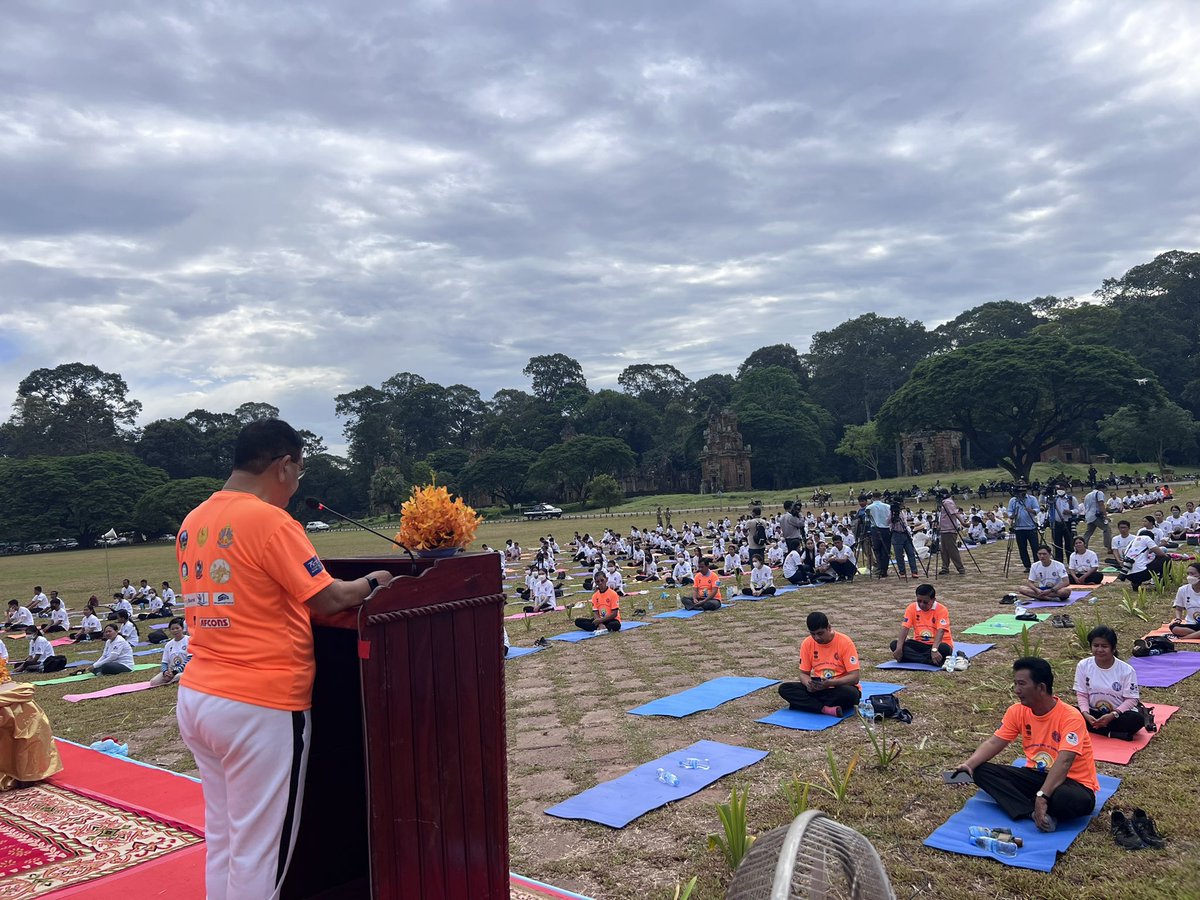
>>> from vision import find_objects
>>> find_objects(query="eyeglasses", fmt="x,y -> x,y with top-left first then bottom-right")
271,453 -> 306,480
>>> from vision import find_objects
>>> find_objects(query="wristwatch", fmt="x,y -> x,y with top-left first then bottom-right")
1035,789 -> 1047,799
366,576 -> 379,592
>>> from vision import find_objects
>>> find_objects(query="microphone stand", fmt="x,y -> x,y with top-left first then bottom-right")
304,498 -> 417,564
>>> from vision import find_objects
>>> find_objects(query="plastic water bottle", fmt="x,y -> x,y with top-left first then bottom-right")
679,757 -> 710,770
656,767 -> 680,786
970,835 -> 1018,857
969,826 -> 1023,847
858,697 -> 875,721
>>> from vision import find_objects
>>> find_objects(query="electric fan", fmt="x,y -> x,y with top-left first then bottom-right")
726,810 -> 896,900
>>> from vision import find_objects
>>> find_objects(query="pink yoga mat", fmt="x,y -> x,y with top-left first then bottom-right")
1091,704 -> 1179,765
63,682 -> 158,702
50,638 -> 75,646
504,606 -> 565,620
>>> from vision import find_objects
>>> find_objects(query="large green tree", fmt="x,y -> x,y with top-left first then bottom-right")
737,344 -> 809,386
731,367 -> 832,489
1098,401 -> 1198,472
523,354 -> 591,416
530,436 -> 635,502
2,363 -> 142,456
835,421 -> 884,480
877,335 -> 1160,481
617,364 -> 692,409
934,301 -> 1041,349
132,477 -> 224,536
459,448 -> 537,508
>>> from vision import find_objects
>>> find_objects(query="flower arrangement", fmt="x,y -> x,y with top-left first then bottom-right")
396,484 -> 482,552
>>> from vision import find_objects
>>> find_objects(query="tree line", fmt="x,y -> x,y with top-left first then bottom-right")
1,250 -> 1197,546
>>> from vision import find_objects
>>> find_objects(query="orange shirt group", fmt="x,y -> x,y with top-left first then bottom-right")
901,601 -> 953,646
693,570 -> 721,601
590,588 -> 621,622
995,699 -> 1100,792
799,631 -> 860,683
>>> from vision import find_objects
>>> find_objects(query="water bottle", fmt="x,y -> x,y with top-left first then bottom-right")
679,757 -> 710,770
858,697 -> 875,721
970,835 -> 1018,857
969,826 -> 1023,847
656,767 -> 680,786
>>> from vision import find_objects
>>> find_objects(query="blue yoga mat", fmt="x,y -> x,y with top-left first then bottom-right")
548,620 -> 650,643
628,676 -> 781,718
923,763 -> 1120,872
877,642 -> 995,671
757,681 -> 905,731
544,739 -> 768,828
652,605 -> 730,619
506,646 -> 544,659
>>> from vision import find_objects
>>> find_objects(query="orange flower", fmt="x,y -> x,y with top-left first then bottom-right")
396,484 -> 482,550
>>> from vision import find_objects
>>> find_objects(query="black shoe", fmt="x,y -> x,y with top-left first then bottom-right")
1131,809 -> 1165,849
631,608 -> 646,617
523,605 -> 535,614
1112,811 -> 1147,850
533,637 -> 549,647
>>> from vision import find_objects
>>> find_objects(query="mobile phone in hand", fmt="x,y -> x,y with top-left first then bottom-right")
942,770 -> 973,785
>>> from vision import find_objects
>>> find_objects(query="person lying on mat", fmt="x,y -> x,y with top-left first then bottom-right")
1067,537 -> 1102,585
575,572 -> 622,633
1016,546 -> 1071,601
890,583 -> 955,668
682,557 -> 722,611
742,558 -> 777,597
952,657 -> 1099,832
11,625 -> 54,674
90,624 -> 135,676
1074,625 -> 1145,741
149,617 -> 192,687
777,611 -> 861,717
1169,562 -> 1200,637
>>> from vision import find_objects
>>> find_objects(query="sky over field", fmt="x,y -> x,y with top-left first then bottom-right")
2,0 -> 1199,451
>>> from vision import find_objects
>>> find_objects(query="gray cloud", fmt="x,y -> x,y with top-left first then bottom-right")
1,0 -> 1198,451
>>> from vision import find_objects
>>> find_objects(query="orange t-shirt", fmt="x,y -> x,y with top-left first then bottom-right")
590,588 -> 621,622
902,601 -> 953,646
177,491 -> 334,711
995,699 -> 1100,792
693,570 -> 722,601
799,631 -> 860,682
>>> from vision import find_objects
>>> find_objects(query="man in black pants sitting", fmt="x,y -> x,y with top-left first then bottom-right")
951,657 -> 1099,832
777,611 -> 862,718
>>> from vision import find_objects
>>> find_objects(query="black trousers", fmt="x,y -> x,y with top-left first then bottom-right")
575,618 -> 621,632
890,638 -> 953,664
741,586 -> 776,595
778,681 -> 860,714
1051,522 -> 1075,562
1069,571 -> 1103,585
665,576 -> 693,586
871,527 -> 890,575
95,662 -> 134,675
972,762 -> 1096,822
1086,707 -> 1145,737
1014,529 -> 1039,570
830,560 -> 856,580
682,597 -> 721,611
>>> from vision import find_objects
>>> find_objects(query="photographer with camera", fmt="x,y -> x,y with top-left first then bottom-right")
1081,485 -> 1111,553
1007,484 -> 1041,572
1048,483 -> 1080,563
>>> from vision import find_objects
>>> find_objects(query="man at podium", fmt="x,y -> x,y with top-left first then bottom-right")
175,419 -> 393,900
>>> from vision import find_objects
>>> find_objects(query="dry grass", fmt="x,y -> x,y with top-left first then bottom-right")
4,496 -> 1198,899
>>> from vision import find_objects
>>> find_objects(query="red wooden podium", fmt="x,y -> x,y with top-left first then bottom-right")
282,552 -> 509,899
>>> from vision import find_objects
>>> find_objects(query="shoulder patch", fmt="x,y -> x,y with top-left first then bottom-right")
304,556 -> 325,577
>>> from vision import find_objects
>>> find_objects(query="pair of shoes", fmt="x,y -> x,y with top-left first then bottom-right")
1015,612 -> 1039,622
1050,614 -> 1074,628
1112,809 -> 1165,849
631,608 -> 647,617
937,570 -> 950,575
532,637 -> 549,647
1000,594 -> 1017,605
953,651 -> 970,671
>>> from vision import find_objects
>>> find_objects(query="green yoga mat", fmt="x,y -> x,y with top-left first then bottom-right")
30,663 -> 158,686
963,613 -> 1052,635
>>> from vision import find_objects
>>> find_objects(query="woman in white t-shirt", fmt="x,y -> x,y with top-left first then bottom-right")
1074,624 -> 1145,740
1170,562 -> 1200,637
91,624 -> 134,675
149,618 -> 191,687
12,626 -> 55,674
742,559 -> 777,597
1067,536 -> 1102,585
115,610 -> 139,644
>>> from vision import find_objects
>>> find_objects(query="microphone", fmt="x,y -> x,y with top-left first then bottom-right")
304,497 -> 416,563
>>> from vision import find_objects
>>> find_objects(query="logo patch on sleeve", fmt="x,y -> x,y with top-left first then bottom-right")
1065,731 -> 1079,746
214,592 -> 235,606
304,556 -> 325,577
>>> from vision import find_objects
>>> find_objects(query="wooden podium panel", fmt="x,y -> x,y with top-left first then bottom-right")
283,552 -> 508,899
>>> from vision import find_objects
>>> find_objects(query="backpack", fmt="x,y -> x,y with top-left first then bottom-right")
753,521 -> 767,546
869,693 -> 913,723
1132,636 -> 1176,657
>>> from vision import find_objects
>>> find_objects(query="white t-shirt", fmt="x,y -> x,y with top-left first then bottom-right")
1068,550 -> 1099,575
161,635 -> 191,674
118,621 -> 139,642
1124,535 -> 1159,574
605,569 -> 624,591
8,607 -> 34,628
826,544 -> 853,563
80,613 -> 102,633
30,592 -> 49,610
749,565 -> 773,588
0,640 -> 7,661
782,551 -> 802,579
96,635 -> 134,669
1174,583 -> 1200,624
532,579 -> 556,608
28,635 -> 54,663
162,587 -> 176,604
50,607 -> 70,629
1028,560 -> 1068,589
1074,655 -> 1139,714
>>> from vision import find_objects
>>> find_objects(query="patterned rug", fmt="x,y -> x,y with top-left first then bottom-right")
0,783 -> 201,899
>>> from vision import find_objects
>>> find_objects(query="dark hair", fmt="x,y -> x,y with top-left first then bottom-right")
1037,544 -> 1052,554
34,585 -> 42,592
806,611 -> 830,632
117,609 -> 131,621
1013,656 -> 1054,692
169,616 -> 186,630
7,599 -> 16,608
25,624 -> 41,636
232,419 -> 303,474
915,583 -> 936,599
782,500 -> 793,511
751,506 -> 762,516
1118,519 -> 1130,528
1086,625 -> 1118,653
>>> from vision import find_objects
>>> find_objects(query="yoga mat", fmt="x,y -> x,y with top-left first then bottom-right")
1145,624 -> 1200,644
923,767 -> 1120,872
544,740 -> 767,828
504,606 -> 565,620
963,613 -> 1051,635
50,637 -> 76,646
652,605 -> 730,619
1019,596 -> 1079,610
63,682 -> 159,702
1129,651 -> 1200,688
30,663 -> 157,686
1091,704 -> 1179,765
547,620 -> 650,643
757,681 -> 906,732
506,646 -> 544,659
628,676 -> 781,718
730,585 -> 800,601
876,642 -> 994,671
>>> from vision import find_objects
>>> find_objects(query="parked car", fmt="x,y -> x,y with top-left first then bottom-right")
522,503 -> 563,520
306,520 -> 331,532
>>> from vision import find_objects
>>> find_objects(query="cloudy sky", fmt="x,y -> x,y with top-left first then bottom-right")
2,0 -> 1198,453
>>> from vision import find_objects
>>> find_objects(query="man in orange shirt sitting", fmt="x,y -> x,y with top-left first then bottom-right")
575,571 -> 622,632
890,583 -> 961,669
778,611 -> 862,717
682,557 -> 722,611
952,657 -> 1099,832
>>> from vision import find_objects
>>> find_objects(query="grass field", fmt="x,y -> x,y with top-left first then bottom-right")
3,480 -> 1198,899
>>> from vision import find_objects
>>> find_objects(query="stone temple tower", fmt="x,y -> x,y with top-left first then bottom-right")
699,408 -> 752,492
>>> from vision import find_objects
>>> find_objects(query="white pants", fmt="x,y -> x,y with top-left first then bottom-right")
178,686 -> 311,900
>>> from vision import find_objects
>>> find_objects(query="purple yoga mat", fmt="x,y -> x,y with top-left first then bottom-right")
1130,651 -> 1200,687
1019,590 -> 1092,610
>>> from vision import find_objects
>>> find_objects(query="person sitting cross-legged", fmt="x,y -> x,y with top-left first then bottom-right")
574,572 -> 622,633
1169,562 -> 1200,637
951,657 -> 1099,833
1074,625 -> 1145,741
683,558 -> 722,611
890,583 -> 956,668
777,611 -> 862,717
824,535 -> 857,581
742,558 -> 776,597
1017,546 -> 1071,601
1067,536 -> 1102,585
90,623 -> 135,675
